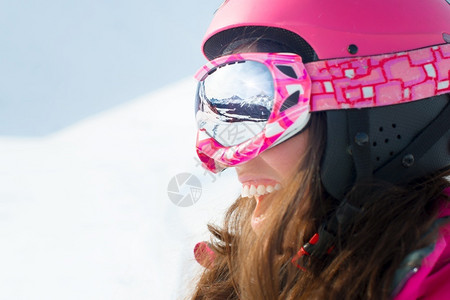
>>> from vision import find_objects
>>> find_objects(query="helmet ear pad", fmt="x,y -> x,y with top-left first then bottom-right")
320,94 -> 450,200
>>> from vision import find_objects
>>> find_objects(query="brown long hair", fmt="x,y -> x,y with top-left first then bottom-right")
190,111 -> 450,300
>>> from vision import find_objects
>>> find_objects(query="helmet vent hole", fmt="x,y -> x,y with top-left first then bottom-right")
379,127 -> 384,132
373,141 -> 377,147
392,123 -> 397,128
376,157 -> 381,161
397,135 -> 402,140
385,138 -> 389,144
348,44 -> 358,55
444,33 -> 450,43
389,151 -> 394,156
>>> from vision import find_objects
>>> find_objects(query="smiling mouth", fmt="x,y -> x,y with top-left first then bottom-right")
241,183 -> 281,198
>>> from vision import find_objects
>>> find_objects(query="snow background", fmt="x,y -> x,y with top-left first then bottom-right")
0,1 -> 239,299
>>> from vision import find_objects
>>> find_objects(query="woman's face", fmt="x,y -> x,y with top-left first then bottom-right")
235,131 -> 309,233
219,42 -> 310,233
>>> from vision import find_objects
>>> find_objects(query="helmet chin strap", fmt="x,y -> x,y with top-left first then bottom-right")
293,96 -> 450,269
347,109 -> 373,181
291,196 -> 364,270
292,109 -> 372,268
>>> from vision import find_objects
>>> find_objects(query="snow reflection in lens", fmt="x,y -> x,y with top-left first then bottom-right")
195,61 -> 274,147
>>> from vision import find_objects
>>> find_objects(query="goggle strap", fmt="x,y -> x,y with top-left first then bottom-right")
307,44 -> 450,112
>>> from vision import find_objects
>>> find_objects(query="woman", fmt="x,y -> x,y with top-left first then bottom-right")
191,0 -> 450,299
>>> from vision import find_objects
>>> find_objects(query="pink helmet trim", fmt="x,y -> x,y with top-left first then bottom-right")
203,0 -> 450,60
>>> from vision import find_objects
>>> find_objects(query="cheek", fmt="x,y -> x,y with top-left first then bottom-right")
259,130 -> 310,180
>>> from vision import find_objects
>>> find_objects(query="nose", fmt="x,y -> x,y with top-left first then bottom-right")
233,157 -> 258,174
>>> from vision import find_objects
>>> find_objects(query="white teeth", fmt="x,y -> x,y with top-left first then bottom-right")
256,185 -> 266,195
241,183 -> 281,198
249,185 -> 257,197
241,185 -> 249,198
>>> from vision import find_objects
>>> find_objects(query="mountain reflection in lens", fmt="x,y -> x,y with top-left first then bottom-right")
195,61 -> 274,147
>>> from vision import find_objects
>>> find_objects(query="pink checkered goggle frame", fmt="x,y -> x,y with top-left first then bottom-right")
195,44 -> 450,173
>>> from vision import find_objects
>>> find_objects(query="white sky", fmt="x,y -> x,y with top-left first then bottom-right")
0,0 -> 222,136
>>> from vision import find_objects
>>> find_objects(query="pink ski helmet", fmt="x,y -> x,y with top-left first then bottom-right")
202,0 -> 450,60
199,0 -> 450,200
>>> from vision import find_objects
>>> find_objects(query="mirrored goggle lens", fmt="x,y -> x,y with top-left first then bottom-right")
195,60 -> 274,147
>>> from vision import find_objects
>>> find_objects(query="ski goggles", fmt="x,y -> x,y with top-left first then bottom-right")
194,45 -> 450,173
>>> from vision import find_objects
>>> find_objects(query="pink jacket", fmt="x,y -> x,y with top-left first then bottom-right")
394,188 -> 450,300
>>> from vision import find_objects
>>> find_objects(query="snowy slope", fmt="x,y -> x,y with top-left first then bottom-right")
0,78 -> 240,300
